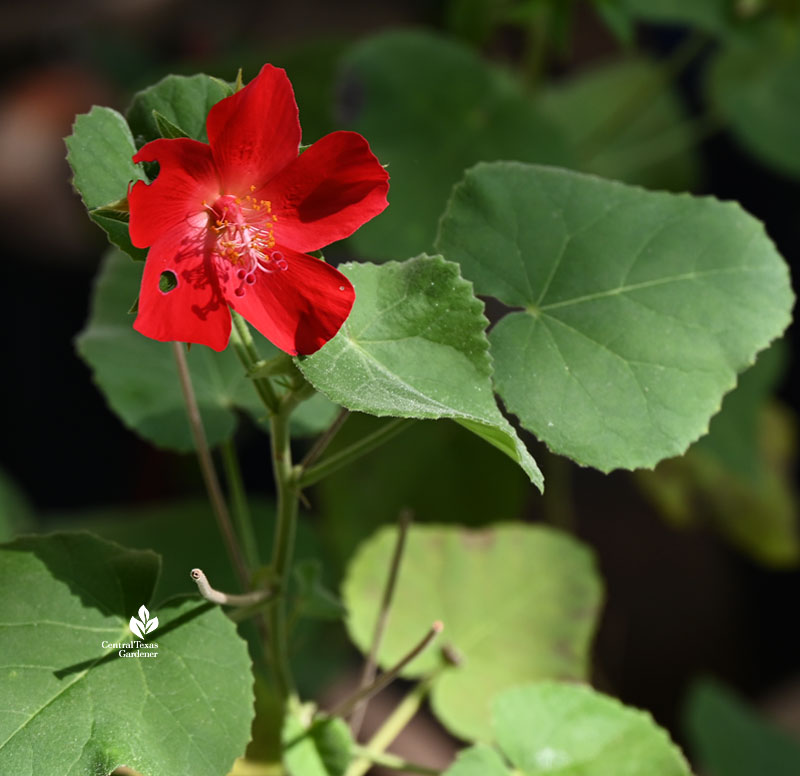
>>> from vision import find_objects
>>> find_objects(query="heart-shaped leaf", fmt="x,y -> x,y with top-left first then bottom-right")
0,532 -> 253,776
436,162 -> 793,472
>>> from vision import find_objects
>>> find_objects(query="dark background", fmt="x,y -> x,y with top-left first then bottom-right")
1,0 -> 798,762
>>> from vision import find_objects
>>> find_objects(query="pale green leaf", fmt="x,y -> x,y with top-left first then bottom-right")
0,532 -> 253,776
436,162 -> 793,472
283,708 -> 353,776
339,30 -> 567,259
297,255 -> 542,487
342,524 -> 603,741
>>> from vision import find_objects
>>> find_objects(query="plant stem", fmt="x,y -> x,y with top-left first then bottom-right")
298,418 -> 414,488
350,509 -> 413,737
171,342 -> 249,590
344,672 -> 440,776
229,311 -> 280,413
330,621 -> 442,719
267,392 -> 301,702
220,438 -> 260,569
350,747 -> 440,776
300,408 -> 351,470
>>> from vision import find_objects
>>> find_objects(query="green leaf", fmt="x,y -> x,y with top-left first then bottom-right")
443,682 -> 691,775
76,249 -> 335,451
708,26 -> 800,178
153,109 -> 190,139
339,29 -> 567,260
297,255 -> 542,488
445,744 -> 510,776
66,106 -> 146,211
342,524 -> 603,741
540,58 -> 699,191
0,532 -> 253,776
127,73 -> 233,144
435,162 -> 793,472
89,207 -> 147,261
684,678 -> 800,776
283,707 -> 353,776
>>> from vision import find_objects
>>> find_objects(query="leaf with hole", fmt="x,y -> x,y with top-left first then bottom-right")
297,255 -> 542,487
436,162 -> 793,472
342,523 -> 603,741
0,532 -> 253,776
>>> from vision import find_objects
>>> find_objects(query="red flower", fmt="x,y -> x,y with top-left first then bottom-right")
128,65 -> 389,354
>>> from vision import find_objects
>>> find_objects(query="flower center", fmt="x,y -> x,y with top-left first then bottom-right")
207,189 -> 287,297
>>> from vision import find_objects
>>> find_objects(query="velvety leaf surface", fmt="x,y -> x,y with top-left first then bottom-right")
443,682 -> 691,775
540,59 -> 699,191
283,709 -> 353,776
444,744 -> 509,776
684,679 -> 800,776
298,255 -> 542,487
338,30 -> 567,259
76,249 -> 336,452
709,29 -> 800,178
436,162 -> 793,472
342,524 -> 603,741
127,73 -> 232,144
0,532 -> 253,776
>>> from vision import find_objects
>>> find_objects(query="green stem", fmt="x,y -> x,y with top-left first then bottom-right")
268,393 -> 301,702
220,438 -> 260,569
171,342 -> 249,590
298,418 -> 414,489
350,747 -> 440,776
344,672 -> 439,776
229,311 -> 280,413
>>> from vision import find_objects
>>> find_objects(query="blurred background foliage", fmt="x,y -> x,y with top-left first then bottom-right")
1,0 -> 799,772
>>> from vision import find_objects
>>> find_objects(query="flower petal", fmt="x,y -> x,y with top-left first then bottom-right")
129,138 -> 219,248
225,247 -> 355,355
263,131 -> 389,253
134,223 -> 231,351
206,65 -> 301,193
